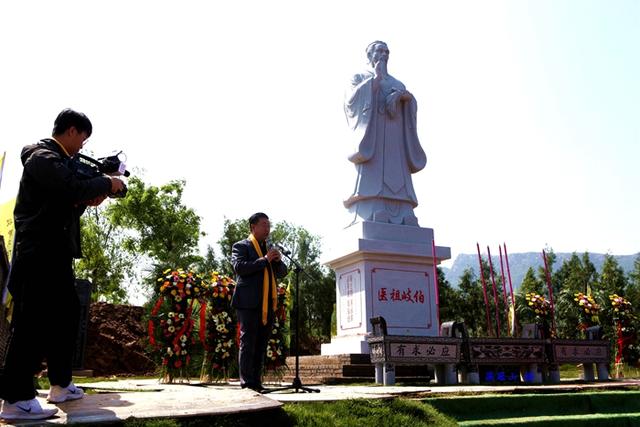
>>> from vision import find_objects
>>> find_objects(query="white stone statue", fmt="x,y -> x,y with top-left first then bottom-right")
344,41 -> 426,226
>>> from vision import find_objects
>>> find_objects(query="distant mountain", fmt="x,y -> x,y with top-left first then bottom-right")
441,252 -> 639,290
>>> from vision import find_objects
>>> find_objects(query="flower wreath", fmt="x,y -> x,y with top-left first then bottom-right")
609,294 -> 637,368
573,292 -> 600,330
525,292 -> 553,337
200,272 -> 236,383
148,269 -> 204,383
264,282 -> 290,376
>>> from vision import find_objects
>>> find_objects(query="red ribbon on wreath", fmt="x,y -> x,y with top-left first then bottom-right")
615,321 -> 636,365
148,296 -> 165,347
616,321 -> 623,364
199,302 -> 208,348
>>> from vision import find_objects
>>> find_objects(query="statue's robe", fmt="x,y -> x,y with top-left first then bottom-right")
344,70 -> 426,224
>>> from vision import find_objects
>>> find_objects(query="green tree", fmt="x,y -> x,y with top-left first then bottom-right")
192,244 -> 220,276
456,268 -> 488,337
597,254 -> 628,296
581,252 -> 598,292
520,267 -> 543,295
553,253 -> 597,339
74,204 -> 135,303
626,253 -> 640,310
217,217 -> 248,276
272,221 -> 335,350
537,247 -> 558,297
437,267 -> 460,326
109,177 -> 203,287
516,267 -> 544,327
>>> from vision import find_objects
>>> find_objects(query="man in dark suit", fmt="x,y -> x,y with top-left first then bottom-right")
231,212 -> 287,392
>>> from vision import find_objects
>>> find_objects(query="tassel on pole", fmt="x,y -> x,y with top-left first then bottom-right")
487,246 -> 501,338
504,243 -> 517,334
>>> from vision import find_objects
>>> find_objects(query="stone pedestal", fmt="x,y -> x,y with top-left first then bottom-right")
321,221 -> 450,355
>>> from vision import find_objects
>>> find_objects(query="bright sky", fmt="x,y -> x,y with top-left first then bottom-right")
1,0 -> 638,268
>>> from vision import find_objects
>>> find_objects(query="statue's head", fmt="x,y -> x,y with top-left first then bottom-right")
366,41 -> 389,66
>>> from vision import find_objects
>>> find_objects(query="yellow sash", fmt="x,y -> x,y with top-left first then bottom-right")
249,234 -> 277,325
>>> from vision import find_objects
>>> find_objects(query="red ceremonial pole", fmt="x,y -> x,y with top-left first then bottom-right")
487,246 -> 501,338
542,249 -> 557,336
432,239 -> 441,332
504,243 -> 517,330
476,243 -> 493,337
498,246 -> 509,309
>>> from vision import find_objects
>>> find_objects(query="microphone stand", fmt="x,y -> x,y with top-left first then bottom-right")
262,247 -> 320,394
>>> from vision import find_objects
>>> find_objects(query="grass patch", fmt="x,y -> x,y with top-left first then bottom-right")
559,363 -> 640,379
459,412 -> 640,426
425,390 -> 640,422
284,399 -> 456,427
123,408 -> 292,427
117,400 -> 456,427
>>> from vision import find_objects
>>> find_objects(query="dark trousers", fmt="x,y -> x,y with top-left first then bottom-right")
0,250 -> 79,403
236,308 -> 272,388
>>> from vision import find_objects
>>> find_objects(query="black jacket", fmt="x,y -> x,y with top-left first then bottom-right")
230,238 -> 288,310
12,139 -> 111,260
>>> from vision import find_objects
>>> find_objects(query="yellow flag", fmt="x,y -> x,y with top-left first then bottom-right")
508,303 -> 516,337
0,198 -> 16,261
0,151 -> 5,190
0,195 -> 14,322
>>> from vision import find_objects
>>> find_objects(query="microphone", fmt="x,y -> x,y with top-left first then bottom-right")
266,239 -> 291,256
266,238 -> 274,250
276,243 -> 291,256
273,243 -> 291,255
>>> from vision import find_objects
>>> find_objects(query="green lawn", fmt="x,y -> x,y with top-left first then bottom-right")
35,369 -> 640,426
120,399 -> 457,427
426,390 -> 640,426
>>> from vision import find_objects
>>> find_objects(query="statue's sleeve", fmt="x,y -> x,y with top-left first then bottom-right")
403,96 -> 427,173
344,73 -> 376,164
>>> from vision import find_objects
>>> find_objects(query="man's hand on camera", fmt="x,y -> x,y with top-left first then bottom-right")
85,195 -> 107,207
109,176 -> 126,195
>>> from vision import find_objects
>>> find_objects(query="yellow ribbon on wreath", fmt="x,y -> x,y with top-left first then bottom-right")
248,233 -> 277,325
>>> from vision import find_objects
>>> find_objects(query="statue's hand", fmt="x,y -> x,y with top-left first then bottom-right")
385,90 -> 403,118
400,90 -> 413,102
373,60 -> 387,79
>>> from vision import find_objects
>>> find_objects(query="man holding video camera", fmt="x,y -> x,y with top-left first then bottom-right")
0,109 -> 125,421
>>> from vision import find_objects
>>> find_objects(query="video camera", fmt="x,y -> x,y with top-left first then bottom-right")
70,151 -> 130,198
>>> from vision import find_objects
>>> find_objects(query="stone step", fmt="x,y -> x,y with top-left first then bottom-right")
264,354 -> 433,384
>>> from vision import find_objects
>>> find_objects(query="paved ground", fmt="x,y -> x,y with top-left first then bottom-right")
3,378 -> 640,425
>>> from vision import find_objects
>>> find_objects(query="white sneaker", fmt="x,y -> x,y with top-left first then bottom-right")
0,398 -> 58,420
47,382 -> 85,403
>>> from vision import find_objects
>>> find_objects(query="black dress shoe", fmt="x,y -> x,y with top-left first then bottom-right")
241,383 -> 261,390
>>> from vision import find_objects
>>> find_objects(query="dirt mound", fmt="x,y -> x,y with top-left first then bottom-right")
85,302 -> 156,376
